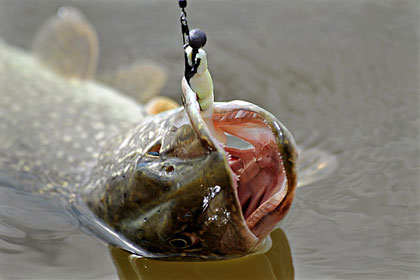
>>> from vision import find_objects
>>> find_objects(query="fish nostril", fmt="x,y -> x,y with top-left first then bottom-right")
165,166 -> 174,174
168,232 -> 198,249
169,238 -> 189,248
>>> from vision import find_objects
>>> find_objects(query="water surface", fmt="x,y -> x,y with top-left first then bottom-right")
0,0 -> 419,279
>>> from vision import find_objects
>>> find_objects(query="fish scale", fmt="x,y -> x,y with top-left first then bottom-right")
0,40 -> 144,197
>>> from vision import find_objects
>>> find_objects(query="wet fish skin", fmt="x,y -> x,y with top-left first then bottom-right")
0,39 -> 144,197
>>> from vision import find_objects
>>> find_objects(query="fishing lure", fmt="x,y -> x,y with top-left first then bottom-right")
178,0 -> 225,143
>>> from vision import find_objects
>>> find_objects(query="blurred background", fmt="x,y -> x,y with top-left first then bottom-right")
0,0 -> 419,279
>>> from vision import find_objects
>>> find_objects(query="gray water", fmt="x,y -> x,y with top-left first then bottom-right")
0,0 -> 419,279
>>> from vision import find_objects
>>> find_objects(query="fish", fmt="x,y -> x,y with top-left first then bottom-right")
0,7 -> 298,260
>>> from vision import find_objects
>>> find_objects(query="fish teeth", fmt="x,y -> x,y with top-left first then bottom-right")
226,152 -> 232,160
235,110 -> 247,119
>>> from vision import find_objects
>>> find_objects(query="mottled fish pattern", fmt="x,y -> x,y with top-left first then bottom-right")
0,40 -> 144,198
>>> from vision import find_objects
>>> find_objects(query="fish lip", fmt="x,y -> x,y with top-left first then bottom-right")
182,78 -> 298,244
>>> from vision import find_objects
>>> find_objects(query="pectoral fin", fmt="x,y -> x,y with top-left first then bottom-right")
32,7 -> 98,80
145,97 -> 179,115
98,63 -> 168,104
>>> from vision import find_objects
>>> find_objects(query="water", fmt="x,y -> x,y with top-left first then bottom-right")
110,229 -> 294,280
0,0 -> 419,279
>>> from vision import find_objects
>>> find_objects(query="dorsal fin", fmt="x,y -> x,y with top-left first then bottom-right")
32,7 -> 98,80
97,63 -> 168,104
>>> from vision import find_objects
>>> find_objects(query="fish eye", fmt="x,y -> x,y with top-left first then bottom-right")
168,233 -> 198,249
146,143 -> 161,158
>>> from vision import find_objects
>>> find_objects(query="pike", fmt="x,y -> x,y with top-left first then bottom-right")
0,6 -> 299,260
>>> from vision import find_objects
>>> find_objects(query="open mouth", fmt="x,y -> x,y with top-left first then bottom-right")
212,106 -> 288,239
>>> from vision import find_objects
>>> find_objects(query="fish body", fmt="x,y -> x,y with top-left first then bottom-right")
0,39 -> 144,197
0,8 -> 298,260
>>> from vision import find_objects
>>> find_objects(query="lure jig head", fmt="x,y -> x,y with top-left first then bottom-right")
178,0 -> 207,82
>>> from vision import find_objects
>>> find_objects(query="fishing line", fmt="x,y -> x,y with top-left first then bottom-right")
178,0 -> 189,45
177,0 -> 207,82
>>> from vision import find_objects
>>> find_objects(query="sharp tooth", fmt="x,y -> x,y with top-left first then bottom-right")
228,113 -> 235,120
214,114 -> 222,121
236,110 -> 246,119
220,114 -> 227,121
252,113 -> 257,118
